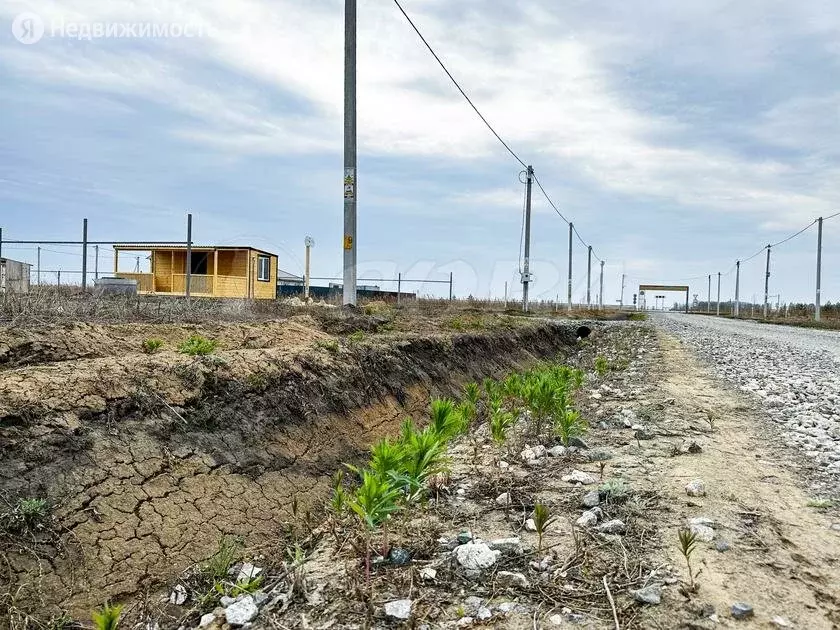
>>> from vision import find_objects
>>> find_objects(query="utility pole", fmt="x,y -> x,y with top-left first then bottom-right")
397,272 -> 401,306
94,245 -> 99,280
734,260 -> 740,317
343,0 -> 358,307
37,246 -> 41,286
504,281 -> 508,309
304,236 -> 314,301
707,274 -> 711,313
619,273 -> 626,308
567,222 -> 573,312
81,218 -> 88,291
135,256 -> 140,273
816,217 -> 823,322
185,213 -> 193,301
763,245 -> 771,318
599,260 -> 604,310
586,245 -> 592,307
716,272 -> 721,316
522,165 -> 534,312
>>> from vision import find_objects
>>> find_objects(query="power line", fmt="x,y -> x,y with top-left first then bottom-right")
391,0 -> 604,264
769,219 -> 816,248
391,0 -> 526,169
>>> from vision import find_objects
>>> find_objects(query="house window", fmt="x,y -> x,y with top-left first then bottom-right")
257,255 -> 271,282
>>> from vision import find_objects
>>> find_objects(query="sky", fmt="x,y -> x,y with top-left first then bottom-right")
1,0 -> 839,305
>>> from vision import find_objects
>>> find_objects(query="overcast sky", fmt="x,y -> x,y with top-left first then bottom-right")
1,0 -> 839,305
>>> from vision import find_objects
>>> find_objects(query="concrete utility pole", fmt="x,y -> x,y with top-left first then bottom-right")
94,245 -> 99,280
522,165 -> 534,312
81,218 -> 88,291
716,272 -> 721,316
816,217 -> 823,322
36,246 -> 41,286
763,245 -> 771,318
734,260 -> 741,317
619,273 -> 626,308
342,0 -> 358,307
185,213 -> 193,301
599,260 -> 604,310
586,245 -> 592,307
567,222 -> 573,312
504,281 -> 508,309
304,236 -> 314,301
707,274 -> 711,313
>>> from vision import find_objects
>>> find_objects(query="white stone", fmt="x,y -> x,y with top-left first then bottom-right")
547,445 -> 567,457
384,599 -> 413,620
690,524 -> 716,542
549,614 -> 564,626
169,584 -> 188,605
420,566 -> 437,581
596,519 -> 626,534
496,571 -> 530,588
562,470 -> 597,485
235,562 -> 262,582
225,596 -> 259,626
496,492 -> 512,506
685,479 -> 707,497
454,542 -> 500,576
488,537 -> 524,554
525,518 -> 538,532
476,607 -> 493,621
198,613 -> 216,627
576,510 -> 598,528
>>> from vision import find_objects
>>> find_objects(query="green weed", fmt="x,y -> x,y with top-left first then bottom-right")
347,471 -> 402,529
594,356 -> 609,376
142,338 -> 164,354
348,331 -> 366,344
554,409 -> 588,447
178,335 -> 217,356
532,503 -> 555,552
807,498 -> 833,509
315,338 -> 340,353
92,603 -> 122,630
677,528 -> 700,591
203,536 -> 242,580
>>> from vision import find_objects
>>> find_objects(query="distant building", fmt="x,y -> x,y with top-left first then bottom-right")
112,244 -> 283,300
0,258 -> 31,294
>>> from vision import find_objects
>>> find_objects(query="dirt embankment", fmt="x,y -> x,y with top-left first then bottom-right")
0,315 -> 580,621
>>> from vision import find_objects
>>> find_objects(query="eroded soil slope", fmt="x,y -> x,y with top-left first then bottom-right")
0,314 -> 579,621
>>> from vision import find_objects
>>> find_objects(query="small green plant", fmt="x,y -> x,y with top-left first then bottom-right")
203,536 -> 242,579
16,497 -> 48,525
532,503 -> 556,552
807,498 -> 833,509
599,479 -> 629,503
92,603 -> 122,630
464,382 -> 481,406
348,331 -> 366,343
705,410 -> 716,431
594,356 -> 609,376
316,338 -> 339,353
490,408 -> 515,446
347,470 -> 402,529
677,528 -> 700,591
554,409 -> 588,447
178,335 -> 217,356
230,574 -> 263,596
142,338 -> 164,354
330,471 -> 347,514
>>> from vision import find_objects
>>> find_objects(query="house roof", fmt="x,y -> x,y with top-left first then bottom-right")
277,269 -> 304,282
0,258 -> 32,267
112,244 -> 277,257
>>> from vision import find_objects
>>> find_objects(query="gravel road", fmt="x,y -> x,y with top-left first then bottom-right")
656,313 -> 840,484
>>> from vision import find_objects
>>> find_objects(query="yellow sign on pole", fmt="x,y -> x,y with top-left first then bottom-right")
343,235 -> 353,250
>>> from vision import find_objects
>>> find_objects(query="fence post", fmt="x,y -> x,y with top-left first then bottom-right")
567,222 -> 573,312
397,272 -> 401,306
716,271 -> 721,316
57,270 -> 61,287
763,245 -> 771,318
81,218 -> 88,291
449,272 -> 453,302
599,260 -> 604,310
0,227 -> 3,260
185,213 -> 193,301
707,275 -> 711,313
816,217 -> 823,322
734,260 -> 740,317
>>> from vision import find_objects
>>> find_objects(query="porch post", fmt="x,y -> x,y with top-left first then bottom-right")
113,249 -> 119,274
213,249 -> 219,296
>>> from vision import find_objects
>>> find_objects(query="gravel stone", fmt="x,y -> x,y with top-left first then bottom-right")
630,585 -> 662,605
496,492 -> 512,506
562,470 -> 598,485
576,510 -> 599,528
225,596 -> 259,626
596,519 -> 626,534
488,537 -> 524,554
547,445 -> 567,457
731,602 -> 754,619
454,542 -> 500,576
496,571 -> 530,588
384,599 -> 413,620
582,490 -> 601,508
685,479 -> 707,497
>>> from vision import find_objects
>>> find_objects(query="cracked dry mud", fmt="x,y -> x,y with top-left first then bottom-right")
0,315 -> 578,621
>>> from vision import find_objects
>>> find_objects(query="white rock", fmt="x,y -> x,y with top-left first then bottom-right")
562,470 -> 597,485
454,542 -> 500,576
225,596 -> 259,626
420,567 -> 437,581
582,490 -> 601,508
596,519 -> 626,534
476,607 -> 493,621
690,524 -> 716,542
384,599 -> 413,620
488,537 -> 524,554
497,571 -> 530,588
770,617 -> 792,628
234,562 -> 262,582
198,613 -> 216,627
685,479 -> 707,497
548,445 -> 567,457
496,492 -> 512,506
498,461 -> 510,469
576,511 -> 598,528
169,584 -> 188,605
549,614 -> 564,625
525,519 -> 538,532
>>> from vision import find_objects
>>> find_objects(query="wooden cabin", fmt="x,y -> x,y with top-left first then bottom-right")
113,245 -> 278,300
